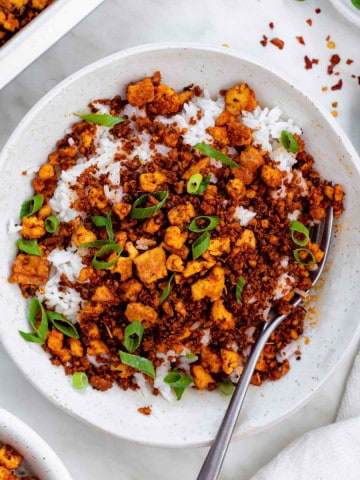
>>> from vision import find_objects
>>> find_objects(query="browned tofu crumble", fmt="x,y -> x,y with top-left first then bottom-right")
0,0 -> 54,47
0,443 -> 38,479
9,72 -> 344,399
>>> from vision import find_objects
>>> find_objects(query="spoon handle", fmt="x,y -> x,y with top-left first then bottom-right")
196,320 -> 282,480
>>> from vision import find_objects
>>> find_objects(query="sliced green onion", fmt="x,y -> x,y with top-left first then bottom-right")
119,351 -> 155,378
91,212 -> 114,241
192,231 -> 210,260
293,248 -> 316,266
164,369 -> 193,400
351,0 -> 360,9
193,143 -> 239,168
130,191 -> 168,219
219,379 -> 235,396
47,311 -> 79,339
187,173 -> 203,194
185,352 -> 196,359
19,331 -> 45,344
280,130 -> 298,154
72,372 -> 89,390
29,297 -> 48,340
75,113 -> 126,127
197,175 -> 212,194
91,243 -> 123,270
20,194 -> 44,219
80,240 -> 114,248
124,321 -> 144,353
159,273 -> 175,305
45,215 -> 59,234
189,216 -> 219,233
17,239 -> 42,256
236,276 -> 246,305
290,220 -> 310,246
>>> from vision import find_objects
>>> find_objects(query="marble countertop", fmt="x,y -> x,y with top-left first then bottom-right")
0,0 -> 360,478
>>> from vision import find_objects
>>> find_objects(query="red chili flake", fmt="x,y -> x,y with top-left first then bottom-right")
296,36 -> 305,45
327,54 -> 341,75
346,59 -> 354,65
326,35 -> 331,41
269,22 -> 274,29
334,71 -> 340,76
304,56 -> 313,69
306,18 -> 313,26
260,34 -> 268,47
331,79 -> 343,91
270,37 -> 285,50
358,76 -> 360,85
312,58 -> 319,65
315,8 -> 321,14
351,74 -> 356,78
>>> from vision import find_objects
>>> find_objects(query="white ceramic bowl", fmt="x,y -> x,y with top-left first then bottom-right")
1,43 -> 360,447
0,408 -> 72,479
329,0 -> 360,28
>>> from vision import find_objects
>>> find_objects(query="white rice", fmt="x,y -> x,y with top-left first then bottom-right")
234,206 -> 257,226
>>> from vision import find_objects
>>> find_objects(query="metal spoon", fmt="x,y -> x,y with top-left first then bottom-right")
197,207 -> 334,480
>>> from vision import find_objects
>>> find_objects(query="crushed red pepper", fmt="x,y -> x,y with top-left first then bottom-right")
270,37 -> 284,50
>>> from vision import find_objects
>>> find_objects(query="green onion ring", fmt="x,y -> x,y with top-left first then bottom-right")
189,216 -> 219,233
290,220 -> 310,246
91,243 -> 123,269
164,369 -> 193,400
75,113 -> 126,127
130,191 -> 168,219
72,372 -> 89,389
219,379 -> 235,396
124,321 -> 144,353
45,215 -> 59,234
187,173 -> 203,194
192,231 -> 211,260
47,311 -> 79,339
193,143 -> 239,168
293,248 -> 316,266
20,194 -> 44,219
17,239 -> 42,256
280,130 -> 299,154
119,351 -> 155,378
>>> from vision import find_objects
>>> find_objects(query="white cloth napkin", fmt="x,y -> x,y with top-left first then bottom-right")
250,353 -> 360,480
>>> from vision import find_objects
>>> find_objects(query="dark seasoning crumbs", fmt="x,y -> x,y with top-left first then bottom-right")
259,7 -> 359,118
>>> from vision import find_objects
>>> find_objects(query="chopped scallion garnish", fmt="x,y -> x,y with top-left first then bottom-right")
91,212 -> 114,241
191,231 -> 211,260
293,248 -> 316,266
19,297 -> 48,344
75,113 -> 126,127
20,194 -> 44,219
193,143 -> 239,168
124,321 -> 144,353
45,215 -> 59,234
219,379 -> 235,396
91,243 -> 123,270
235,276 -> 246,305
130,191 -> 168,219
280,130 -> 298,154
159,273 -> 175,305
17,238 -> 41,256
189,216 -> 219,233
47,311 -> 79,339
290,220 -> 310,246
187,173 -> 203,194
351,0 -> 360,9
72,372 -> 89,389
164,369 -> 193,400
119,351 -> 155,378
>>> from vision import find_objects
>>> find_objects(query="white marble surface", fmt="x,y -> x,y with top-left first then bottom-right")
0,0 -> 360,478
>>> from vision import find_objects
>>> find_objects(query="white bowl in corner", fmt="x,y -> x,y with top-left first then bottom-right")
0,408 -> 72,479
0,44 -> 360,447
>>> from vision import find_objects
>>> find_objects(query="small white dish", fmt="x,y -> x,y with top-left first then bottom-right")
0,43 -> 360,447
329,0 -> 360,28
0,408 -> 72,479
0,0 -> 105,90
